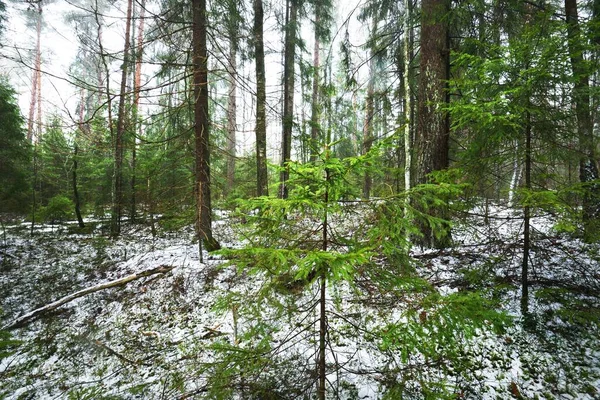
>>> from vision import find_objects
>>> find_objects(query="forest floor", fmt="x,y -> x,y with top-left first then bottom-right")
0,205 -> 599,399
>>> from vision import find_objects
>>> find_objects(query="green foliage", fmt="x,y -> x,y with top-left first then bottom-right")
39,195 -> 74,223
0,80 -> 30,213
0,329 -> 21,360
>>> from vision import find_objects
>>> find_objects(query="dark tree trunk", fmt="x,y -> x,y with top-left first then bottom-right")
111,0 -> 134,236
74,91 -> 85,229
254,0 -> 269,196
565,0 -> 600,242
414,0 -> 451,248
310,11 -> 320,163
130,0 -> 146,223
415,0 -> 449,183
192,0 -> 220,252
521,109 -> 531,318
279,0 -> 297,199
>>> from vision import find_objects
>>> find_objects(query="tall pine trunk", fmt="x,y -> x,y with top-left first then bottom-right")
279,0 -> 297,199
192,0 -> 219,253
130,0 -> 146,223
27,2 -> 42,142
254,0 -> 268,196
111,0 -> 134,236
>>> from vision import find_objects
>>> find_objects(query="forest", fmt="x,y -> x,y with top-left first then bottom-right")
1,0 -> 600,398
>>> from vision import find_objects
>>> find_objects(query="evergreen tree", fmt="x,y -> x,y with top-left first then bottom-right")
0,81 -> 30,213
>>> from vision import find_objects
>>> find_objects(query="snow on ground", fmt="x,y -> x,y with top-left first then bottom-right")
0,204 -> 599,399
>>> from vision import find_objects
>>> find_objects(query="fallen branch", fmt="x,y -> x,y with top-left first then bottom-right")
3,265 -> 175,330
0,250 -> 17,260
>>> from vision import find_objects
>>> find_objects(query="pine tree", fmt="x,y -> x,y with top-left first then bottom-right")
192,0 -> 219,252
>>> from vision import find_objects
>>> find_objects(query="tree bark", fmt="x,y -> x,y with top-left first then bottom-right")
3,265 -> 174,330
565,0 -> 600,242
310,11 -> 320,163
192,0 -> 220,252
110,0 -> 134,236
226,17 -> 237,195
74,89 -> 85,228
414,0 -> 451,248
363,19 -> 377,200
130,0 -> 146,223
279,0 -> 298,199
254,0 -> 269,197
521,109 -> 531,318
403,0 -> 413,215
27,2 -> 42,143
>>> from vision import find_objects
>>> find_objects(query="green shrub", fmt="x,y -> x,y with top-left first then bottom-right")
40,195 -> 74,223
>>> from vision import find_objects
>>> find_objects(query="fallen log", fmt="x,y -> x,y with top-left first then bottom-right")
3,265 -> 174,330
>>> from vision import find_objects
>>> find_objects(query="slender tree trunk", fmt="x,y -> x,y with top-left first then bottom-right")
111,0 -> 134,236
72,143 -> 85,228
192,0 -> 220,252
279,0 -> 298,199
363,19 -> 377,199
318,149 -> 330,400
521,109 -> 531,318
508,139 -> 521,207
403,0 -> 412,214
565,0 -> 600,242
254,0 -> 269,196
414,0 -> 451,247
226,24 -> 237,194
310,11 -> 320,163
73,90 -> 86,229
130,0 -> 146,223
27,3 -> 42,142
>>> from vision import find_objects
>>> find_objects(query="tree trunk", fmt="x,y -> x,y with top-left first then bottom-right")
226,20 -> 237,195
521,110 -> 531,318
110,0 -> 134,236
414,0 -> 451,247
192,0 -> 220,252
310,11 -> 320,163
279,0 -> 298,199
363,19 -> 377,200
565,0 -> 600,242
254,0 -> 269,197
403,0 -> 413,215
73,89 -> 85,229
27,2 -> 42,143
318,153 -> 330,400
130,0 -> 146,223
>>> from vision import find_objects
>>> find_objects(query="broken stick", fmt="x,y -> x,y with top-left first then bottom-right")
3,265 -> 174,330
